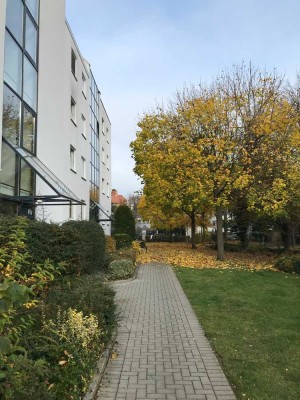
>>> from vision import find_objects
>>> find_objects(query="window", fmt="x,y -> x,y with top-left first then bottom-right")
81,114 -> 86,137
4,32 -> 23,95
106,154 -> 109,170
71,50 -> 76,77
106,182 -> 109,197
25,13 -> 37,63
23,56 -> 37,110
25,0 -> 39,22
2,85 -> 21,145
102,147 -> 105,164
6,0 -> 23,45
71,97 -> 76,123
22,106 -> 35,153
102,178 -> 105,194
81,157 -> 86,180
102,118 -> 105,135
70,146 -> 76,172
82,73 -> 87,97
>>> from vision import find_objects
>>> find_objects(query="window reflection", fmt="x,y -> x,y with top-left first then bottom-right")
20,160 -> 34,195
2,85 -> 21,145
0,142 -> 17,195
4,32 -> 22,95
23,107 -> 35,153
5,0 -> 23,44
25,13 -> 37,63
23,57 -> 37,111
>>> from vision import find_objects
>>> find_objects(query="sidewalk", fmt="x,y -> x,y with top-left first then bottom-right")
97,263 -> 236,400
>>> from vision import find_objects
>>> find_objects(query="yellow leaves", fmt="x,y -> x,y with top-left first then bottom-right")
137,243 -> 276,271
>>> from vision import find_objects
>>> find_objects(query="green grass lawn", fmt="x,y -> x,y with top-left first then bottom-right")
174,268 -> 300,400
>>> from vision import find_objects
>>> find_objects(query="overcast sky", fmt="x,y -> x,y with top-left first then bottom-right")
66,0 -> 300,197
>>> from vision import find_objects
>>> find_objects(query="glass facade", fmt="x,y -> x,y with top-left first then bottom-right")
89,73 -> 100,220
1,0 -> 39,202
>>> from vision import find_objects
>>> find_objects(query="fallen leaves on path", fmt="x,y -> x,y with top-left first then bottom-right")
137,242 -> 277,271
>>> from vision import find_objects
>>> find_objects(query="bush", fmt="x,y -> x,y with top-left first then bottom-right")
45,275 -> 116,337
113,205 -> 135,240
25,221 -> 82,275
105,236 -> 116,252
63,221 -> 106,274
108,259 -> 136,280
113,233 -> 132,249
274,255 -> 300,274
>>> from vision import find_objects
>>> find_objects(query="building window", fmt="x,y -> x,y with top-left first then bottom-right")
71,49 -> 76,77
82,73 -> 87,97
71,97 -> 76,123
102,118 -> 105,135
22,106 -> 35,153
25,12 -> 38,63
70,146 -> 76,172
106,182 -> 109,197
6,0 -> 24,45
81,156 -> 86,180
23,56 -> 37,111
102,178 -> 105,194
102,147 -> 105,164
25,0 -> 39,22
4,32 -> 23,95
81,114 -> 86,138
106,154 -> 109,170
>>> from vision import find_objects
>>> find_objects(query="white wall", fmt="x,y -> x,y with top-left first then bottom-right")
0,0 -> 7,167
36,0 -> 90,223
99,99 -> 112,235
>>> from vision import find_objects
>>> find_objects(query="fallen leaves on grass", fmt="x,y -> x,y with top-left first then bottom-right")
137,242 -> 276,271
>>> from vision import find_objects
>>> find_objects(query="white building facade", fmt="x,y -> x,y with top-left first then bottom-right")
0,0 -> 112,235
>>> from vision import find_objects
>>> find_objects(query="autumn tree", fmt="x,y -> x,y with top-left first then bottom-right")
131,63 -> 299,259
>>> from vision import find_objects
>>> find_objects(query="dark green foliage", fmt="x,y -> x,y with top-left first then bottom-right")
274,255 -> 300,274
113,205 -> 135,240
63,220 -> 106,274
113,233 -> 132,249
45,275 -> 116,337
25,221 -> 82,275
108,259 -> 135,280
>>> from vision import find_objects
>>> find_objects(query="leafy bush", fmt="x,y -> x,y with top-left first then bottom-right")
105,236 -> 116,252
108,259 -> 136,280
113,233 -> 132,249
25,221 -> 81,275
274,255 -> 300,274
45,275 -> 116,337
63,221 -> 106,274
113,205 -> 135,240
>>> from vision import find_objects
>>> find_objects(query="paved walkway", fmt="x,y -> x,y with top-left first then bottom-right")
97,263 -> 236,400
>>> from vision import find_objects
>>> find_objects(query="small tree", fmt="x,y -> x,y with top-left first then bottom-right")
113,205 -> 136,240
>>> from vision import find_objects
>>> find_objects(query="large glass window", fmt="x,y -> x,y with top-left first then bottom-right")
4,32 -> 22,95
25,0 -> 39,22
2,85 -> 21,145
23,56 -> 37,110
23,107 -> 35,153
20,160 -> 34,195
0,143 -> 17,195
25,13 -> 38,63
5,0 -> 23,45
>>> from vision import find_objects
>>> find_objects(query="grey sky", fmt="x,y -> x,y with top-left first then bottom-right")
66,0 -> 300,197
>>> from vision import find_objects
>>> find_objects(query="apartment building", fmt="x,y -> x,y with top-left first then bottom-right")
0,0 -> 112,235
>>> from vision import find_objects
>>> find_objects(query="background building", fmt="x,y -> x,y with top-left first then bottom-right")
0,0 -> 111,235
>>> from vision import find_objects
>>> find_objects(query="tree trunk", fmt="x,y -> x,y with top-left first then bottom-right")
216,207 -> 224,260
191,213 -> 196,249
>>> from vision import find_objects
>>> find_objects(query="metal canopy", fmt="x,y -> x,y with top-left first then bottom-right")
90,200 -> 114,221
2,137 -> 84,205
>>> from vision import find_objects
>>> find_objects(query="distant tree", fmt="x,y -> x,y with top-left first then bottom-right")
113,205 -> 136,240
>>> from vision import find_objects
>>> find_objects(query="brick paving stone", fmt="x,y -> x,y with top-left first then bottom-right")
97,263 -> 236,400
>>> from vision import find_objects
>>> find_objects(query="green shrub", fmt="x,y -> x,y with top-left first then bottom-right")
113,233 -> 132,249
108,259 -> 136,280
63,221 -> 106,274
45,275 -> 116,338
274,255 -> 300,274
25,221 -> 82,275
113,205 -> 135,240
